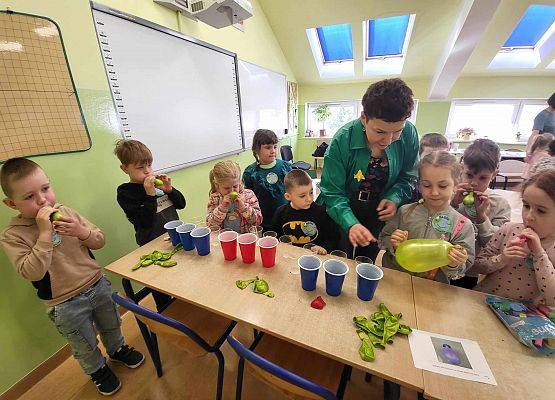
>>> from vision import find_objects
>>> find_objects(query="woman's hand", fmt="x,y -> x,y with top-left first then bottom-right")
447,245 -> 468,267
348,224 -> 376,247
519,228 -> 543,256
377,199 -> 397,221
390,229 -> 408,249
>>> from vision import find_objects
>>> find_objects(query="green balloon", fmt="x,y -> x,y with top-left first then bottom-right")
395,239 -> 453,272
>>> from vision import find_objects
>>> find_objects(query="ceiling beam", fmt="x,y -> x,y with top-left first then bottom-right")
428,0 -> 501,100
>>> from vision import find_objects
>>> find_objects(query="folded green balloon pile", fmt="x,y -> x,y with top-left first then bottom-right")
132,244 -> 182,270
236,276 -> 274,298
353,303 -> 412,362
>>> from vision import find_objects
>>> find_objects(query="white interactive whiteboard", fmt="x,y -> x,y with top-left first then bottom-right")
238,60 -> 287,149
91,3 -> 243,172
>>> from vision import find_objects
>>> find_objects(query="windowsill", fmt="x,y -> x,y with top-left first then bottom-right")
449,139 -> 527,145
299,136 -> 334,140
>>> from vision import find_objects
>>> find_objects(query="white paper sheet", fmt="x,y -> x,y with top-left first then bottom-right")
408,329 -> 497,385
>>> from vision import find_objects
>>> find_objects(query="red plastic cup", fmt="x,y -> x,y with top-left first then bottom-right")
218,231 -> 238,261
238,233 -> 257,264
258,236 -> 278,268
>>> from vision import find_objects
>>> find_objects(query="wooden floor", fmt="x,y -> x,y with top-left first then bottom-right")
18,310 -> 419,400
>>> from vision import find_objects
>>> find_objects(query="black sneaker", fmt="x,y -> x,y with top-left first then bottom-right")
110,345 -> 145,369
91,365 -> 121,396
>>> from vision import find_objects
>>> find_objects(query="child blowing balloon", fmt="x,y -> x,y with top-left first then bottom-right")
206,160 -> 262,233
378,151 -> 475,283
473,169 -> 555,306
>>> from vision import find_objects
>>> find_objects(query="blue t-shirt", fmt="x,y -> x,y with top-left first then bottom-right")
243,159 -> 292,229
533,109 -> 555,134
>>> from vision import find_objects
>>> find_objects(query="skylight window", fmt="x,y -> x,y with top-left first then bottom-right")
315,23 -> 353,62
503,5 -> 555,48
367,15 -> 410,58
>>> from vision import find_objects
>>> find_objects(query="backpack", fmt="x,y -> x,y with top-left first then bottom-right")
312,142 -> 328,157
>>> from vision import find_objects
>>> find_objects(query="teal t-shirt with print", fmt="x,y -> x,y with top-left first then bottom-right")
243,159 -> 292,229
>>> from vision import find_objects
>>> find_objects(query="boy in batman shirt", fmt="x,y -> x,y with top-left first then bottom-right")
272,170 -> 337,254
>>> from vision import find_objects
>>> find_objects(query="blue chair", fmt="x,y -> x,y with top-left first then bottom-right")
281,144 -> 312,171
112,292 -> 236,400
227,332 -> 352,400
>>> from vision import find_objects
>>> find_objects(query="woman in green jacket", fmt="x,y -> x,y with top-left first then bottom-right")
317,78 -> 419,260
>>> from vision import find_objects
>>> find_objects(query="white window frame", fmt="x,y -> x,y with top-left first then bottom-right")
306,27 -> 354,79
305,99 -> 419,133
362,14 -> 416,77
445,98 -> 546,142
490,19 -> 555,69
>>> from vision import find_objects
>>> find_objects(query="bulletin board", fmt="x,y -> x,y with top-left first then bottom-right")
0,11 -> 90,162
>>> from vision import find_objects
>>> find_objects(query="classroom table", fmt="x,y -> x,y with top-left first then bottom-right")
105,235 -> 424,392
412,277 -> 554,400
491,189 -> 522,223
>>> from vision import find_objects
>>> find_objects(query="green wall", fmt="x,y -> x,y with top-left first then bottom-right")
296,76 -> 555,161
0,0 -> 295,394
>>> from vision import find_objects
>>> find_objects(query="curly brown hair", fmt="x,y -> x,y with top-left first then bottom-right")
361,78 -> 414,122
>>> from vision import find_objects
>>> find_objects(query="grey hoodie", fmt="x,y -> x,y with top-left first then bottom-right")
378,202 -> 476,283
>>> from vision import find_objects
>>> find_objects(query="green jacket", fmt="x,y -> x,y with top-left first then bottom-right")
316,119 -> 419,232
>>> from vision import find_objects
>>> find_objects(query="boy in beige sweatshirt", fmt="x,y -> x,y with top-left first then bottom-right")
0,158 -> 143,396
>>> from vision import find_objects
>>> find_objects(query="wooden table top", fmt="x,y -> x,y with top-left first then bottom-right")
412,277 -> 554,400
105,234 -> 424,391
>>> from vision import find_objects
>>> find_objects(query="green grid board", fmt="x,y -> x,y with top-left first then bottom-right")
0,12 -> 90,162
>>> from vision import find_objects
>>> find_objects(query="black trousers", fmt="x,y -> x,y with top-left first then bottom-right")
340,194 -> 385,260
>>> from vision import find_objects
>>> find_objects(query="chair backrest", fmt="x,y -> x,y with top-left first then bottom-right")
280,145 -> 293,162
226,336 -> 336,400
112,292 -> 211,352
499,159 -> 525,173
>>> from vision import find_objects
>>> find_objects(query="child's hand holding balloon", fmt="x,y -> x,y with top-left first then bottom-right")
519,228 -> 543,256
391,229 -> 408,249
502,237 -> 530,263
447,244 -> 467,267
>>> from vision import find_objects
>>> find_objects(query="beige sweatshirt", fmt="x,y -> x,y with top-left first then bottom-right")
474,222 -> 555,306
1,205 -> 105,306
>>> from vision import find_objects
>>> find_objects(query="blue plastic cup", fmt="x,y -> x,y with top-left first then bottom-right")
190,227 -> 211,256
164,220 -> 183,246
323,259 -> 349,297
356,263 -> 383,301
298,255 -> 321,291
176,223 -> 196,251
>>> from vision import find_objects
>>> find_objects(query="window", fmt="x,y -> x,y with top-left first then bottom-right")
367,15 -> 410,57
446,99 -> 547,143
306,99 -> 418,136
490,5 -> 555,69
306,23 -> 354,79
503,5 -> 555,48
315,23 -> 353,62
306,101 -> 358,136
362,14 -> 415,76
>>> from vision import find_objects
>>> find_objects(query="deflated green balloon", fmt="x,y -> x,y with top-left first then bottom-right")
463,192 -> 475,206
395,239 -> 453,272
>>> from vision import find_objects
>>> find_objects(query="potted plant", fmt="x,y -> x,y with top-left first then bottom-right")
313,104 -> 332,137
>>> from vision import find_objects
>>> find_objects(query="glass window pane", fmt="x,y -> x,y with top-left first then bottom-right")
307,103 -> 357,135
503,5 -> 555,47
316,24 -> 353,62
518,103 -> 548,139
447,102 -> 517,142
367,15 -> 410,57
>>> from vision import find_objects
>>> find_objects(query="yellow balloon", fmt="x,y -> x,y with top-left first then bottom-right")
395,239 -> 453,273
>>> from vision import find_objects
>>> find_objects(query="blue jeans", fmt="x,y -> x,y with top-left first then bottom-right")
47,276 -> 124,375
